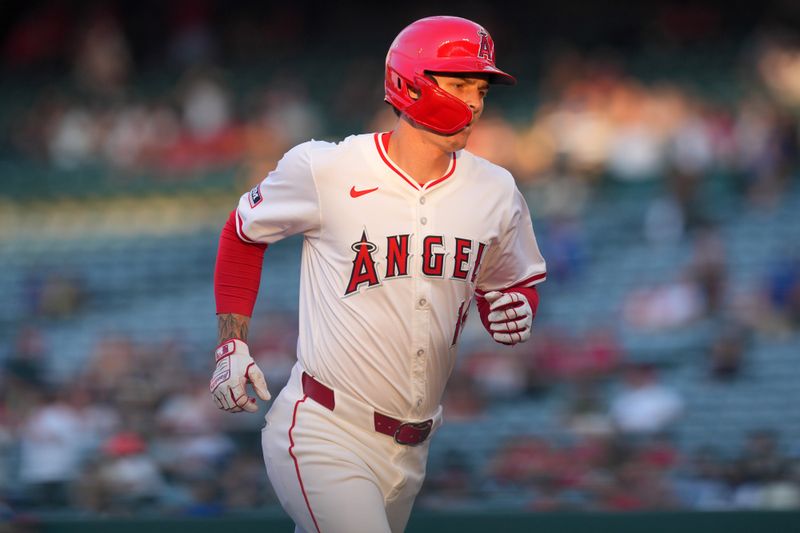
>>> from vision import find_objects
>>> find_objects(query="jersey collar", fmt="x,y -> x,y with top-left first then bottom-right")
373,132 -> 457,192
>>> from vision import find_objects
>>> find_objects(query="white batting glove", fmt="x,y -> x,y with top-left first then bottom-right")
210,339 -> 271,413
484,291 -> 533,346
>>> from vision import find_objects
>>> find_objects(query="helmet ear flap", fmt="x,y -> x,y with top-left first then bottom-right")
386,66 -> 471,134
402,75 -> 473,134
392,71 -> 420,101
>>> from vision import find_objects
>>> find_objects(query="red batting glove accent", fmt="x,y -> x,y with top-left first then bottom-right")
214,210 -> 267,316
477,285 -> 539,335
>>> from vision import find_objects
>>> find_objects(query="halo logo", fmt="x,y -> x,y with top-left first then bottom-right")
477,29 -> 493,61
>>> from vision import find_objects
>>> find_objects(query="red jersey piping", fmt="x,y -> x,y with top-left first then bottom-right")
373,132 -> 456,191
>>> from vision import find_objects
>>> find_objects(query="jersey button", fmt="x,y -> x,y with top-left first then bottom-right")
418,298 -> 427,307
416,349 -> 425,357
419,196 -> 426,205
420,217 -> 427,225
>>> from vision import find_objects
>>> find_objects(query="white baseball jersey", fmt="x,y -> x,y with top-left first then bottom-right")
236,132 -> 546,421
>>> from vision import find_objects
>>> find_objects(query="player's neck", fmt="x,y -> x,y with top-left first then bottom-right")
387,121 -> 455,186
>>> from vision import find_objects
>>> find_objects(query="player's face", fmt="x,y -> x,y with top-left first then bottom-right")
430,74 -> 490,149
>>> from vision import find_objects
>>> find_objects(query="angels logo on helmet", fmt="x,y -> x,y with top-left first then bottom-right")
477,29 -> 493,61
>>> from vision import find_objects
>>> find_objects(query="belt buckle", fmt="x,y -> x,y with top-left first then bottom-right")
393,419 -> 433,446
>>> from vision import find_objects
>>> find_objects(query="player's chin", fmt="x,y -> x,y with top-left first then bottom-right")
446,124 -> 472,149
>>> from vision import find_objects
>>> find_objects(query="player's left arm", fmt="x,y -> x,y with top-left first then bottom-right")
475,186 -> 546,346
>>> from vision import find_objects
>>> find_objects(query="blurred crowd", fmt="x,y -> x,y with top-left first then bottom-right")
2,324 -> 799,518
422,427 -> 800,512
2,0 -> 800,521
0,325 -> 298,518
4,2 -> 329,189
3,1 -> 800,202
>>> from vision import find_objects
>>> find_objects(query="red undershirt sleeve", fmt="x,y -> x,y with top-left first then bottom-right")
476,285 -> 539,334
214,210 -> 267,317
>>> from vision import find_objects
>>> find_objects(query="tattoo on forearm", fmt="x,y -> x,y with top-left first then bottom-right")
218,313 -> 250,344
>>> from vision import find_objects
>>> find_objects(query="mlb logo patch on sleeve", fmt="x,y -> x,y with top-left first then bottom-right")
249,184 -> 263,207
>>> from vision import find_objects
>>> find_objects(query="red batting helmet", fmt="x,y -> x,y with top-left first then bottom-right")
384,16 -> 516,135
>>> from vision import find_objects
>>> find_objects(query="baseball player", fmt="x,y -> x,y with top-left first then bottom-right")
210,15 -> 546,533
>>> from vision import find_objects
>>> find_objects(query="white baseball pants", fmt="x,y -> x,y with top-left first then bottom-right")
262,363 -> 442,533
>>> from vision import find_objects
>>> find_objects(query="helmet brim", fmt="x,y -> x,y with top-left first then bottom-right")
423,60 -> 516,86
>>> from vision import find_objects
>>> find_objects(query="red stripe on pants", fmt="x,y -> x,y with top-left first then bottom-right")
288,395 -> 322,533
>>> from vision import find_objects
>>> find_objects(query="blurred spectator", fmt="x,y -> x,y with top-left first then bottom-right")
462,347 -> 528,401
17,389 -> 85,508
0,406 -> 12,492
667,104 -> 715,178
7,327 -> 46,382
766,252 -> 800,329
23,269 -> 87,320
686,227 -> 728,317
622,280 -> 705,331
707,323 -> 749,381
218,453 -> 276,510
468,113 -> 525,173
101,102 -> 182,170
46,106 -> 96,169
183,473 -> 225,517
82,335 -> 137,402
607,111 -> 664,182
162,68 -> 243,173
639,434 -> 680,471
609,363 -> 684,437
487,436 -> 557,489
38,272 -> 88,319
675,446 -> 732,509
417,450 -> 475,510
72,6 -> 132,97
166,0 -> 216,67
259,81 -> 323,147
94,432 -> 167,514
667,168 -> 705,230
535,216 -> 587,284
153,378 -> 235,480
545,327 -> 624,383
730,430 -> 800,509
529,326 -> 578,386
732,96 -> 795,209
735,430 -> 790,486
3,328 -> 47,423
760,475 -> 800,509
560,380 -> 613,439
69,381 -> 121,451
600,451 -> 678,510
522,153 -> 590,220
578,328 -> 624,379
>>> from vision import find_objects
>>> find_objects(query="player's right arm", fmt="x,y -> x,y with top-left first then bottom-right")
210,142 -> 322,413
211,214 -> 270,413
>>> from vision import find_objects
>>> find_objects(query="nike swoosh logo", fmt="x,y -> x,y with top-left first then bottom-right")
350,186 -> 379,198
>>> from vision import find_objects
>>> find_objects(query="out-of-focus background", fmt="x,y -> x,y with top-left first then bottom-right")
1,0 -> 800,530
